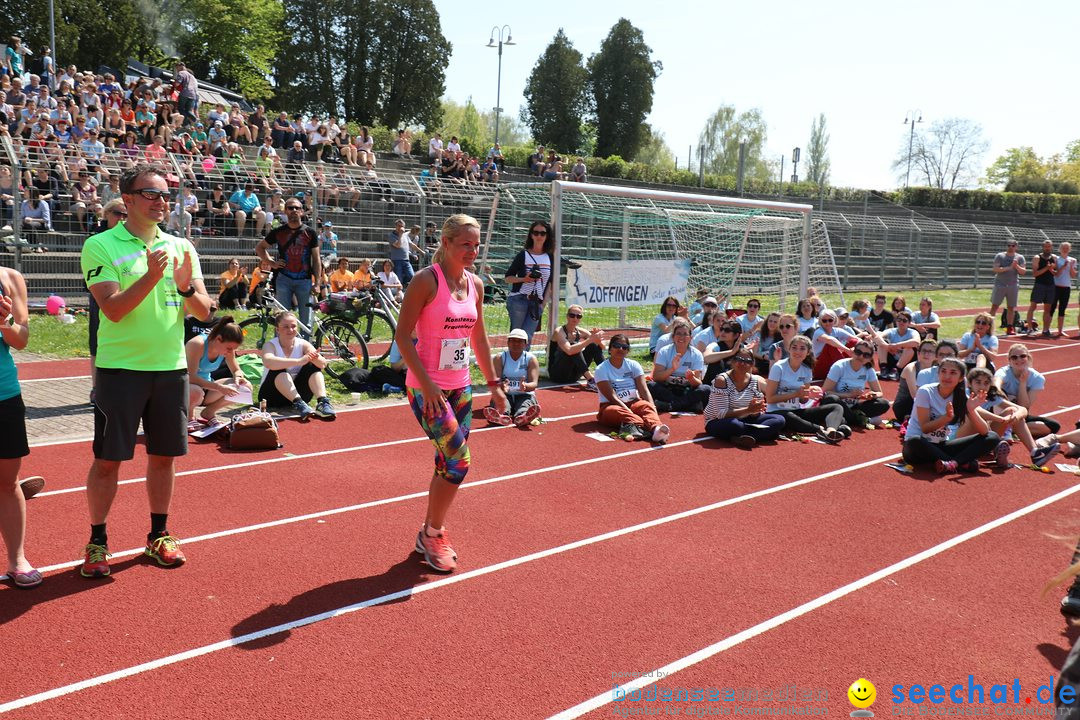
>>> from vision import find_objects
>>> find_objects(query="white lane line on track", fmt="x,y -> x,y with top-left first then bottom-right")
31,409 -> 599,499
20,375 -> 92,383
547,480 -> 1080,719
0,450 -> 901,714
5,402 -> 1080,710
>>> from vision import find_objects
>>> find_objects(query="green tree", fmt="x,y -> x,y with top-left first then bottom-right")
806,113 -> 830,186
631,125 -> 675,170
521,29 -> 590,152
588,19 -> 661,159
1,0 -> 157,77
175,0 -> 283,101
697,105 -> 770,179
276,0 -> 448,127
983,147 -> 1045,188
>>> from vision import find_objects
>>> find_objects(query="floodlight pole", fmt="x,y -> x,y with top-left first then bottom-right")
904,110 -> 923,188
487,26 -> 514,147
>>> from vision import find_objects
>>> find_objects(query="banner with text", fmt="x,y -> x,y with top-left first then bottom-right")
566,259 -> 691,309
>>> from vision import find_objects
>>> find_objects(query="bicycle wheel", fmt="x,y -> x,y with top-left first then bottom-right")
238,315 -> 274,354
360,308 -> 397,363
314,318 -> 369,378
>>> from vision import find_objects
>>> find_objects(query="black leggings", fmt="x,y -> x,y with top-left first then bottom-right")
647,382 -> 711,413
902,433 -> 1001,467
1028,415 -> 1061,434
548,344 -> 604,383
892,393 -> 914,422
822,394 -> 891,426
1051,286 -> 1071,318
774,403 -> 846,434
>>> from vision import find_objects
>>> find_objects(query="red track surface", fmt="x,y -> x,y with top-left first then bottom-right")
2,345 -> 1080,719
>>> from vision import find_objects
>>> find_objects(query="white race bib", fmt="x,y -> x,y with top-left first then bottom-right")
439,338 -> 469,371
615,386 -> 639,402
505,378 -> 522,392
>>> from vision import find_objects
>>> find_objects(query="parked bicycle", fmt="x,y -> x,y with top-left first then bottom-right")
240,272 -> 369,378
322,276 -> 399,363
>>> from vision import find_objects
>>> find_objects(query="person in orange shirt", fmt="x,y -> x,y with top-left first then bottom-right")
219,258 -> 248,309
329,258 -> 354,293
352,258 -> 372,290
248,258 -> 272,309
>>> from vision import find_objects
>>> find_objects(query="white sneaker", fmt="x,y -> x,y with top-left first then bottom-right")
651,424 -> 670,445
869,415 -> 886,428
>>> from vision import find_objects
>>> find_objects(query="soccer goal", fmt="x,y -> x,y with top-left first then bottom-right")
479,181 -> 845,343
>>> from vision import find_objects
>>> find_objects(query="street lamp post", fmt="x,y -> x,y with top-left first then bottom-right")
904,110 -> 923,187
487,25 -> 514,148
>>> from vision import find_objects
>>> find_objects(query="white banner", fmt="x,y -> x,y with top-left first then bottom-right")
566,259 -> 691,309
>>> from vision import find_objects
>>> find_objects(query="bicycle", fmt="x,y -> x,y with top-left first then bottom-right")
239,272 -> 369,379
336,276 -> 399,363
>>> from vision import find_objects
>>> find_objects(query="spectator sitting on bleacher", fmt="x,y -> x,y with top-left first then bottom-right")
528,146 -> 545,175
337,126 -> 357,165
271,111 -> 292,148
571,157 -> 587,183
286,140 -> 305,165
229,104 -> 252,145
205,184 -> 232,234
0,166 -> 16,229
102,108 -> 125,146
353,258 -> 372,290
328,257 -> 353,293
428,131 -> 443,161
309,123 -> 332,162
393,128 -> 412,157
208,121 -> 227,156
361,159 -> 394,201
20,188 -> 51,244
218,258 -> 248,309
229,183 -> 267,236
542,160 -> 565,182
418,162 -> 443,204
135,100 -> 156,143
480,155 -> 499,183
117,130 -> 139,159
144,134 -> 167,162
331,166 -> 361,211
355,126 -> 374,165
249,105 -> 268,145
207,102 -> 228,129
486,143 -> 505,171
191,122 -> 208,154
70,170 -> 101,231
319,221 -> 338,264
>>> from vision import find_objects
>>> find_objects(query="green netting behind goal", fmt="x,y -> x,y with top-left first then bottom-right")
479,182 -> 844,343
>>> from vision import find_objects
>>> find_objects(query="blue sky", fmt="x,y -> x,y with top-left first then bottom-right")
434,0 -> 1080,190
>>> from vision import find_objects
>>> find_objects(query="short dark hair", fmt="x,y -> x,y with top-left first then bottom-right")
119,163 -> 168,195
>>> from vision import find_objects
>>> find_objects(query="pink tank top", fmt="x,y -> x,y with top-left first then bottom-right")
406,263 -> 477,390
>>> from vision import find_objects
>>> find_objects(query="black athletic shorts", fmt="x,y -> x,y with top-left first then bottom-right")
0,394 -> 29,459
93,368 -> 188,461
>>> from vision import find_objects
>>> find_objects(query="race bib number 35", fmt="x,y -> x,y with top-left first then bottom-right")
439,338 -> 469,371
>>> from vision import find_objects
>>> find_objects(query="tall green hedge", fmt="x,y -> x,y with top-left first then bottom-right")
893,187 -> 1080,215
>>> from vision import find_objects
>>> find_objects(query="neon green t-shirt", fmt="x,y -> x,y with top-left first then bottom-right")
81,223 -> 204,371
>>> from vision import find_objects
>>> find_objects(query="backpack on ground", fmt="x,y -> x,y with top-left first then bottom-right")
229,400 -> 281,450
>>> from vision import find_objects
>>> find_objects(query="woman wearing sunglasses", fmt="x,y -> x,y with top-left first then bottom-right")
648,317 -> 709,414
811,310 -> 858,380
892,339 -> 938,422
821,339 -> 890,428
547,304 -> 605,388
765,335 -> 848,443
993,344 -> 1060,437
503,220 -> 553,345
703,349 -> 785,448
958,367 -> 1059,468
957,312 -> 998,371
902,358 -> 999,475
594,333 -> 669,444
915,340 -> 959,390
767,313 -> 801,367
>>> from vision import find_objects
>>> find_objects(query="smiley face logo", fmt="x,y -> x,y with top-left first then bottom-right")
848,678 -> 876,709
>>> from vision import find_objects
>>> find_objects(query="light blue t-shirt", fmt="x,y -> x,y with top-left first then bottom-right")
737,314 -> 761,335
911,311 -> 939,326
812,326 -> 856,356
499,349 -> 535,395
882,327 -> 918,345
650,314 -> 671,350
693,326 -> 719,351
826,358 -> 877,395
767,359 -> 813,411
653,332 -> 674,355
907,384 -> 955,442
797,316 -> 817,334
387,341 -> 402,366
993,365 -> 1046,402
654,344 -> 704,386
958,332 -> 998,360
595,358 -> 645,405
915,366 -> 939,388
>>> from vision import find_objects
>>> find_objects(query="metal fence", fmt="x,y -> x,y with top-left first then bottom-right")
3,133 -> 1078,305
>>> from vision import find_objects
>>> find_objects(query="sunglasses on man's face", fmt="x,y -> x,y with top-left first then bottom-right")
129,188 -> 170,201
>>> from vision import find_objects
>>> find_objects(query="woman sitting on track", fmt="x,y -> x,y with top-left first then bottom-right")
648,317 -> 709,414
795,298 -> 818,336
185,315 -> 250,432
821,339 -> 890,428
892,339 -> 938,422
594,333 -> 670,444
752,312 -> 782,376
957,312 -> 998,371
703,320 -> 749,385
693,310 -> 725,353
485,328 -> 542,427
993,343 -> 1060,437
768,313 -> 801,367
396,213 -> 507,573
650,296 -> 687,354
958,367 -> 1059,468
902,357 -> 999,475
703,348 -> 785,448
909,297 -> 941,340
916,340 -> 959,389
256,311 -> 336,420
547,304 -> 605,388
765,334 -> 849,443
811,309 -> 858,380
891,295 -> 912,319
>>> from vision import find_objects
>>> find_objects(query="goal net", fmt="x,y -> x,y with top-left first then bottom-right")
479,181 -> 844,345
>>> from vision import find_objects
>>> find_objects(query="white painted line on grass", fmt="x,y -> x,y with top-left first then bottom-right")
548,480 -> 1080,719
0,450 -> 901,714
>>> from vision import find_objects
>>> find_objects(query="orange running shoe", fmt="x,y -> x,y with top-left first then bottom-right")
145,534 -> 187,567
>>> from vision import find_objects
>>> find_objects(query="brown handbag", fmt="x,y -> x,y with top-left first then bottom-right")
228,400 -> 282,450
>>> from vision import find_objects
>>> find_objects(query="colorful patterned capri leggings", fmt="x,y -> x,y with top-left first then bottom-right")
407,385 -> 472,485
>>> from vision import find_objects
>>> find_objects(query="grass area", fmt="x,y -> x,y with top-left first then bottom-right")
19,285 -> 1002,407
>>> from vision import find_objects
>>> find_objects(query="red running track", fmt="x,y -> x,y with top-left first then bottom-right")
1,350 -> 1079,718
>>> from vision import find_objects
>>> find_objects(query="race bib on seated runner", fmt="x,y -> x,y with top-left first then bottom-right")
615,386 -> 639,402
439,338 -> 469,371
505,378 -> 522,392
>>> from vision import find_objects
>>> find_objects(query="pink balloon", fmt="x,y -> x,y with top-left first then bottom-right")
46,295 -> 66,316
202,156 -> 216,171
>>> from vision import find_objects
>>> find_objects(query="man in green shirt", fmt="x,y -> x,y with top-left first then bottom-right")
79,163 -> 212,579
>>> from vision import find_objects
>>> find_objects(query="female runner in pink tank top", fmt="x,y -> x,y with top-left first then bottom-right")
395,214 -> 507,572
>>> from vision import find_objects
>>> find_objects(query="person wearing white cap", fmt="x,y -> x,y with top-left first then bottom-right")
485,328 -> 542,427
